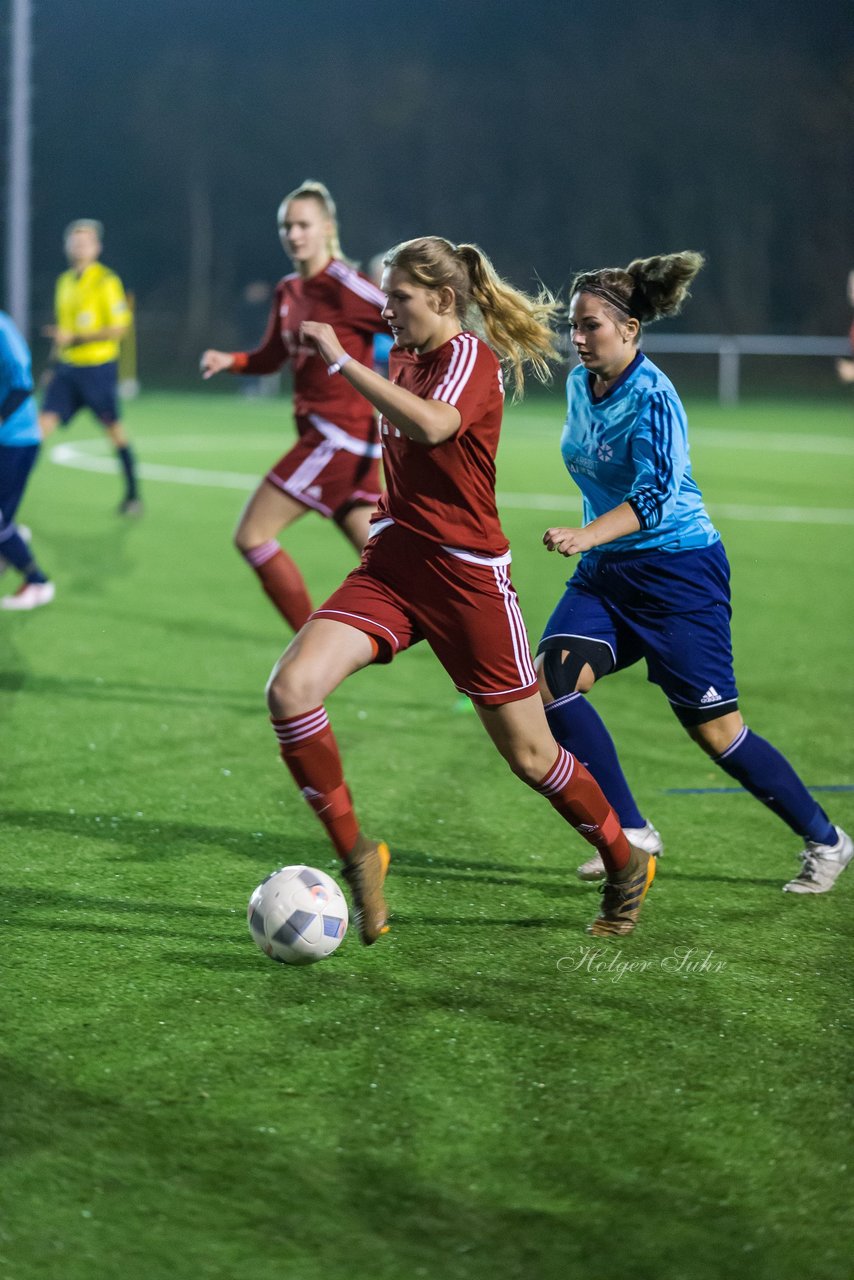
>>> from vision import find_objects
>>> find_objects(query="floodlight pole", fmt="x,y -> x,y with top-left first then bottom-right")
6,0 -> 32,336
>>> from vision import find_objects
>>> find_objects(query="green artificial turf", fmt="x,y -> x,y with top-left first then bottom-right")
1,390 -> 852,1280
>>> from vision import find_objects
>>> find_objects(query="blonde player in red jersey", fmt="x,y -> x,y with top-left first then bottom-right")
200,181 -> 389,629
264,236 -> 656,945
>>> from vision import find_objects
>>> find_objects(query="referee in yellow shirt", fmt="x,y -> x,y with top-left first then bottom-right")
40,220 -> 142,515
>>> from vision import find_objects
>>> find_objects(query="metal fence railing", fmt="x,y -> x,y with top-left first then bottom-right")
634,335 -> 851,405
100,315 -> 854,402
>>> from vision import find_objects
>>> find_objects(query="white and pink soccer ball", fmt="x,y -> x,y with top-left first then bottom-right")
247,865 -> 348,966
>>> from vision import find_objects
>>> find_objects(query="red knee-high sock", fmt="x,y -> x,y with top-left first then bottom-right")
534,746 -> 631,875
271,709 -> 359,858
243,540 -> 313,630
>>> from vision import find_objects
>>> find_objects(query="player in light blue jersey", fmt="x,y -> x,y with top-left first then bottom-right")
0,312 -> 54,610
536,251 -> 851,898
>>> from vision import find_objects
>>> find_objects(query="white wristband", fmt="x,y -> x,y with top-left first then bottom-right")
326,353 -> 353,376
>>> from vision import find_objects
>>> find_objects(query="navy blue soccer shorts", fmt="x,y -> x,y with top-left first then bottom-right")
538,539 -> 739,723
42,360 -> 120,426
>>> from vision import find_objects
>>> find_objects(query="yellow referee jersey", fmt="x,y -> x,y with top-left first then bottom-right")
55,262 -> 130,366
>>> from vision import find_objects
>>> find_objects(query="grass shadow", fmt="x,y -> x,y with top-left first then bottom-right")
0,672 -> 261,711
3,808 -> 283,860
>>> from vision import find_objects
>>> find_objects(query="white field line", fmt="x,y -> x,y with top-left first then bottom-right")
50,441 -> 258,490
509,426 -> 854,455
689,429 -> 854,456
50,439 -> 854,526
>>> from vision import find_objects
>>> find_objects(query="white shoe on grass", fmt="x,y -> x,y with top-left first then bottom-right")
1,580 -> 55,611
782,827 -> 853,895
576,820 -> 664,881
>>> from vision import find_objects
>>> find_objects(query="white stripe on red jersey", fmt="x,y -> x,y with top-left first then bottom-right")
282,437 -> 338,494
432,332 -> 478,407
238,261 -> 386,445
377,331 -> 507,555
493,564 -> 537,687
368,517 -> 395,539
308,412 -> 383,458
312,609 -> 402,652
327,259 -> 387,308
441,543 -> 512,567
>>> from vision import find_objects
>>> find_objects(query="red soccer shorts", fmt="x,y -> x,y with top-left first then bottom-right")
265,414 -> 382,523
313,521 -> 538,706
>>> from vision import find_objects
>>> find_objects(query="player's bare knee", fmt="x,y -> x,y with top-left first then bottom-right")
265,645 -> 330,716
266,667 -> 298,718
234,516 -> 269,555
505,743 -> 552,786
235,515 -> 274,554
266,650 -> 313,716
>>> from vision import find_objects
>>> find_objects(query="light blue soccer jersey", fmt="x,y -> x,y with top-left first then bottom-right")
0,311 -> 39,446
561,351 -> 718,558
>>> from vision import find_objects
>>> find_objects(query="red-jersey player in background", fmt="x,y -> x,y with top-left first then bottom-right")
200,181 -> 388,629
265,235 -> 657,946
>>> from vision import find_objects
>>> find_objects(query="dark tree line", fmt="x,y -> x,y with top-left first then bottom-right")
12,0 -> 854,380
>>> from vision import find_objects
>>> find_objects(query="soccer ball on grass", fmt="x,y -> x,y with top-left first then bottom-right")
247,865 -> 348,965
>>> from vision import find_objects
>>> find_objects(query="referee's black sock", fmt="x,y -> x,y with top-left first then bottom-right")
116,444 -> 139,500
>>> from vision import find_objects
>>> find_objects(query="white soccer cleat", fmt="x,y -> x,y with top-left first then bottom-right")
782,826 -> 853,895
576,820 -> 663,880
625,821 -> 665,857
576,851 -> 607,880
1,580 -> 55,611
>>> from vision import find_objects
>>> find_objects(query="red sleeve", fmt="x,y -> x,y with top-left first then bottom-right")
431,335 -> 501,435
328,262 -> 389,336
233,282 -> 289,375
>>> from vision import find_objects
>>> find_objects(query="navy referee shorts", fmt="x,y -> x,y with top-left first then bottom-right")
42,360 -> 120,426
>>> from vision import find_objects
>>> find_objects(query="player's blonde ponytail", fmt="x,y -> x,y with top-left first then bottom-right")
455,244 -> 560,397
384,236 -> 560,398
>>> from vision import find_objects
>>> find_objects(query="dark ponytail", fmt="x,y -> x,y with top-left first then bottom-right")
570,251 -> 705,326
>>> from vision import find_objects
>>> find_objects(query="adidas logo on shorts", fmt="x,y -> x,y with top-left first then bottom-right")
700,686 -> 721,704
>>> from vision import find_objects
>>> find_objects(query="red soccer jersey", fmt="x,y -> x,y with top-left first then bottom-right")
375,331 -> 509,556
233,259 -> 387,443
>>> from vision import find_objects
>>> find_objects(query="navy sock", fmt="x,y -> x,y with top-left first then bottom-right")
116,444 -> 139,499
0,528 -> 47,581
545,692 -> 645,829
715,726 -> 836,844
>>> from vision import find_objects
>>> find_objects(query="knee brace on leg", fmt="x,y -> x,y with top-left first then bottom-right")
540,638 -> 614,698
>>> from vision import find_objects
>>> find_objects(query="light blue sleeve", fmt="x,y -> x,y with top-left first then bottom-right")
0,315 -> 32,393
625,391 -> 690,530
0,327 -> 17,397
